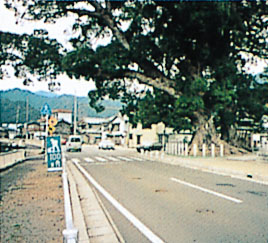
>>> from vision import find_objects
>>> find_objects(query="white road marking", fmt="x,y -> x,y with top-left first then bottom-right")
132,157 -> 143,161
118,156 -> 133,162
171,177 -> 243,204
95,157 -> 107,162
105,156 -> 118,161
73,160 -> 164,243
84,157 -> 94,163
71,158 -> 80,163
94,162 -> 122,166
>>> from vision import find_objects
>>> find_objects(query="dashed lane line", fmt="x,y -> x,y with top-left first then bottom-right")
171,177 -> 243,204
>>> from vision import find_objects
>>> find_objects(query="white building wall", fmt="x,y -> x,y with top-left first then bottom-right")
57,113 -> 72,124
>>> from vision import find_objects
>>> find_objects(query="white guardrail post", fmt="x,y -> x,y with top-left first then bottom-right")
62,154 -> 78,243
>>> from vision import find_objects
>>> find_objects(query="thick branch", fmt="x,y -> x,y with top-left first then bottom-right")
89,1 -> 130,50
124,70 -> 181,97
66,8 -> 100,18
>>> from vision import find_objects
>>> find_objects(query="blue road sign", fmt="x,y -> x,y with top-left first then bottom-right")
41,103 -> 52,116
46,136 -> 62,172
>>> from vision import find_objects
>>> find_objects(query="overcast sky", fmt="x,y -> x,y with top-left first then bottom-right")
0,2 -> 267,96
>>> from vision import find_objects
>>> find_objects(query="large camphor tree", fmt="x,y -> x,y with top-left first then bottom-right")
2,0 -> 268,154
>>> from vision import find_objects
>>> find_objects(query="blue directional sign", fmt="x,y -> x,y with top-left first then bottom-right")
41,103 -> 52,116
46,136 -> 62,172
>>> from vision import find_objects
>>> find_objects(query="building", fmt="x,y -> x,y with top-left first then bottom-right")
25,121 -> 43,139
54,120 -> 72,140
78,113 -> 129,145
128,122 -> 174,148
52,109 -> 72,124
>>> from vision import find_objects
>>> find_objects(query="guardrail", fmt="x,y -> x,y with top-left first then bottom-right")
0,150 -> 25,170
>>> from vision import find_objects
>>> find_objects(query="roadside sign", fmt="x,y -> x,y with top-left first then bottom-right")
41,103 -> 52,116
46,136 -> 62,172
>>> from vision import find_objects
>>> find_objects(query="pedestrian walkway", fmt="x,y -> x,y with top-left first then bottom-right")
141,151 -> 268,185
66,160 -> 123,243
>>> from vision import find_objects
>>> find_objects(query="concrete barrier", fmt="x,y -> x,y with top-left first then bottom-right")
25,139 -> 44,148
0,150 -> 25,170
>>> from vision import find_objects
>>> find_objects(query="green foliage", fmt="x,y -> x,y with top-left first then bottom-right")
127,89 -> 175,128
0,31 -> 63,83
1,1 -> 268,140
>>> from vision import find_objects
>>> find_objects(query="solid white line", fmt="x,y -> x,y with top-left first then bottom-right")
95,157 -> 107,162
84,158 -> 94,163
73,160 -> 164,243
171,177 -> 243,204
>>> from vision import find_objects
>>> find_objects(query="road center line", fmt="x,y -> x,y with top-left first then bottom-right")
73,160 -> 164,243
171,177 -> 243,204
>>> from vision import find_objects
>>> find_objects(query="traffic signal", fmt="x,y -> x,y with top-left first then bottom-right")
48,117 -> 58,136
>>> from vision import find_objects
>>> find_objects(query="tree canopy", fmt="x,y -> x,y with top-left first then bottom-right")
2,0 -> 268,151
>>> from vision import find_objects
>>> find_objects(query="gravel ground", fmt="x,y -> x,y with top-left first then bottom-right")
0,158 -> 65,242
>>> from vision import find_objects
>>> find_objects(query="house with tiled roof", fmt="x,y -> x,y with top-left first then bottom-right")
78,113 -> 129,145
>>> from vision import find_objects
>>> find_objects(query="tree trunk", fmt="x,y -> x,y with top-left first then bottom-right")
189,113 -> 248,156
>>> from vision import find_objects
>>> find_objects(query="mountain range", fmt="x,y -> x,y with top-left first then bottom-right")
0,88 -> 122,124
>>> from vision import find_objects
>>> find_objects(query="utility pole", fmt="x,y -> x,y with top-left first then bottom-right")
16,105 -> 20,134
0,93 -> 2,127
73,95 -> 77,135
26,97 -> 29,139
26,96 -> 29,123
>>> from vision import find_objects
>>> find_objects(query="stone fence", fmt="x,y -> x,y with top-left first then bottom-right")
257,145 -> 268,160
164,141 -> 224,157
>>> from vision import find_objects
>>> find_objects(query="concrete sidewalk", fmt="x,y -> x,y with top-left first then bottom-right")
140,152 -> 268,185
67,160 -> 122,243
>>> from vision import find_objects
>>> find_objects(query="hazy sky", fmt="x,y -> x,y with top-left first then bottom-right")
0,2 -> 95,96
0,2 -> 267,96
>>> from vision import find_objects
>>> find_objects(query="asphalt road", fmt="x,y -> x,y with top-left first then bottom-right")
66,146 -> 268,243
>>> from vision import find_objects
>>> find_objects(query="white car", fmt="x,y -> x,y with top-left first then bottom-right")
98,140 -> 115,150
66,135 -> 82,152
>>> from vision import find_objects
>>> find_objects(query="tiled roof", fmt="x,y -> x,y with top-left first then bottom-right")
52,109 -> 72,113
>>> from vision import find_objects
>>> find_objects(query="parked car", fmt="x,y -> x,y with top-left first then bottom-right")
136,142 -> 163,152
98,140 -> 115,150
66,135 -> 82,152
61,138 -> 67,145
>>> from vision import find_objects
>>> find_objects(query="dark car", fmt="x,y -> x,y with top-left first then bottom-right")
136,142 -> 163,152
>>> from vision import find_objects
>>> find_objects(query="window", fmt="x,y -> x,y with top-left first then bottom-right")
71,137 -> 81,142
137,135 -> 141,145
129,134 -> 133,140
